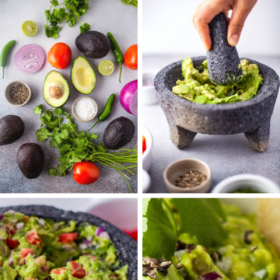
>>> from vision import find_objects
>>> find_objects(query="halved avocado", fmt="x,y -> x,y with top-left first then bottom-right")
71,56 -> 96,94
43,71 -> 70,108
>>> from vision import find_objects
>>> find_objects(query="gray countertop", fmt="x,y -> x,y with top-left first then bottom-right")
143,54 -> 280,193
0,0 -> 137,193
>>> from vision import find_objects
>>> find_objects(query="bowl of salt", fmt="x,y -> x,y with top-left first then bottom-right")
72,96 -> 98,122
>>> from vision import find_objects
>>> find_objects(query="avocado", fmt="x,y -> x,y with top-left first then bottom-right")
17,143 -> 45,179
103,117 -> 135,150
71,56 -> 96,94
75,31 -> 110,59
43,71 -> 70,108
0,115 -> 24,146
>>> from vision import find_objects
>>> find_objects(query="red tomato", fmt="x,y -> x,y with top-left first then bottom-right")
47,43 -> 72,69
71,261 -> 86,278
6,238 -> 19,249
26,229 -> 43,246
73,162 -> 100,185
51,268 -> 67,275
59,232 -> 78,243
142,136 -> 147,154
124,44 -> 138,70
6,223 -> 16,235
123,229 -> 138,241
21,248 -> 34,258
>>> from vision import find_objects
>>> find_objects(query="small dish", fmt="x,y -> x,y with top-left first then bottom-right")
142,169 -> 151,193
142,126 -> 153,171
5,80 -> 31,107
163,158 -> 211,193
72,96 -> 98,122
212,174 -> 280,193
142,71 -> 158,105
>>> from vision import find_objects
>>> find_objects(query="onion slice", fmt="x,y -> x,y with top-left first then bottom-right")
95,227 -> 105,237
15,44 -> 45,73
120,80 -> 138,115
198,272 -> 222,280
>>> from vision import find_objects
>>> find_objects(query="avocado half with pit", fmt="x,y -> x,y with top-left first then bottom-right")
71,56 -> 96,94
43,71 -> 70,108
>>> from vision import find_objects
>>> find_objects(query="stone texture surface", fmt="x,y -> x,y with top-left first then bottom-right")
0,0 -> 137,193
154,56 -> 279,152
0,205 -> 137,280
207,13 -> 242,85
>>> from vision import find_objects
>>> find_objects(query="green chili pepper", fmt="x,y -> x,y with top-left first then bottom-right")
88,94 -> 116,131
107,32 -> 124,83
0,40 -> 16,78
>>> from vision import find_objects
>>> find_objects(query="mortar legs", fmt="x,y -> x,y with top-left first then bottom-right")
169,125 -> 197,149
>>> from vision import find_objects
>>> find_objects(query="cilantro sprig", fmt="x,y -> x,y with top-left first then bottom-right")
121,0 -> 138,7
45,0 -> 91,39
33,105 -> 137,193
143,198 -> 227,260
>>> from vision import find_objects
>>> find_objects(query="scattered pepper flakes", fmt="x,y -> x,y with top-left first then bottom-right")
175,170 -> 207,188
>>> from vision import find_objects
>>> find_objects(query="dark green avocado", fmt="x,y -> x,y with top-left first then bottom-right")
0,115 -> 24,146
17,143 -> 45,179
75,31 -> 110,59
103,117 -> 135,150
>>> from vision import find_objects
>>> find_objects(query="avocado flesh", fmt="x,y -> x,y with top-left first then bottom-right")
71,56 -> 96,94
17,143 -> 45,179
43,71 -> 70,108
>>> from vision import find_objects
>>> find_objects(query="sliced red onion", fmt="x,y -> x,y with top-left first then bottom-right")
8,258 -> 13,266
41,266 -> 46,273
32,255 -> 37,258
44,277 -> 49,280
198,272 -> 222,280
16,222 -> 24,230
10,219 -> 17,224
79,244 -> 87,250
86,236 -> 93,242
0,214 -> 4,220
99,231 -> 111,241
120,80 -> 138,115
15,44 -> 45,74
8,250 -> 13,257
23,259 -> 26,265
8,210 -> 15,214
95,227 -> 105,237
84,240 -> 92,247
38,219 -> 45,227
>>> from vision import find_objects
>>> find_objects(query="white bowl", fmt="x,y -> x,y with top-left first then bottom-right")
142,169 -> 151,193
212,174 -> 280,193
142,126 -> 153,171
142,71 -> 158,105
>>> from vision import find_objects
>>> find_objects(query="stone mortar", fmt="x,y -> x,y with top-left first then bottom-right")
0,205 -> 137,280
154,56 -> 279,152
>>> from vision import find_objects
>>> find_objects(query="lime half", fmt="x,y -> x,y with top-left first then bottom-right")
98,60 -> 115,76
21,20 -> 38,37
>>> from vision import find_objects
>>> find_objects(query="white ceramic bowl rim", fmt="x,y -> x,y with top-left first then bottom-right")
5,80 -> 31,107
142,126 -> 153,162
72,96 -> 98,122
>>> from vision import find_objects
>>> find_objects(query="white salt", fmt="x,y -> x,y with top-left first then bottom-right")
74,98 -> 97,121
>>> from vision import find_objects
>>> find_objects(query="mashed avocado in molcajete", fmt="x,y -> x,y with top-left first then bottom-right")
0,210 -> 127,280
172,58 -> 263,104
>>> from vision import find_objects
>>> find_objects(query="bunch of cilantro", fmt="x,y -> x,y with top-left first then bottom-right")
143,198 -> 227,260
33,105 -> 137,192
45,0 -> 91,39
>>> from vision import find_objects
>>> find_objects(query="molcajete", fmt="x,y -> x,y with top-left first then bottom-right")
154,56 -> 279,152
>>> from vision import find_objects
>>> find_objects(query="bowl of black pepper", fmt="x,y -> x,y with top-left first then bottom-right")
5,80 -> 31,107
163,158 -> 211,193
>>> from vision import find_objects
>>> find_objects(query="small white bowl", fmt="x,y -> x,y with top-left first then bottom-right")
142,169 -> 151,193
5,80 -> 31,107
142,71 -> 158,105
142,126 -> 153,171
72,96 -> 98,122
212,174 -> 280,193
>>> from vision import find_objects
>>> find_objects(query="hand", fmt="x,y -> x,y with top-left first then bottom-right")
192,0 -> 257,50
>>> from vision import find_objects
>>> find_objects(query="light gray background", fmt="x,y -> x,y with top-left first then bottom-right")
143,0 -> 280,192
0,0 -> 137,193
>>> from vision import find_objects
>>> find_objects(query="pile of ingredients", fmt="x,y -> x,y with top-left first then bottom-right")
0,210 -> 128,280
172,58 -> 263,104
175,170 -> 207,188
143,198 -> 280,280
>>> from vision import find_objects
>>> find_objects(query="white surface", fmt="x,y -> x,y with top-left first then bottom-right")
143,0 -> 280,57
142,169 -> 151,193
142,126 -> 153,171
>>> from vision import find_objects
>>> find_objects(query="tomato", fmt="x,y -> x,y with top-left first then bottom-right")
123,229 -> 138,241
73,162 -> 100,185
124,44 -> 137,70
26,228 -> 43,246
71,261 -> 86,278
51,268 -> 67,275
47,43 -> 72,69
6,238 -> 19,249
142,136 -> 147,154
21,248 -> 34,258
59,232 -> 78,243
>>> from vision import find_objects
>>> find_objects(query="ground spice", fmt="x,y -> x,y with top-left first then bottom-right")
9,84 -> 29,105
175,170 -> 207,188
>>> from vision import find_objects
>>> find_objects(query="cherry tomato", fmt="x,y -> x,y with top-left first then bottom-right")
51,268 -> 67,275
26,228 -> 43,246
6,238 -> 19,249
123,229 -> 138,241
142,136 -> 147,154
71,261 -> 86,278
73,162 -> 100,185
124,44 -> 137,70
47,43 -> 72,69
21,248 -> 34,258
59,232 -> 78,243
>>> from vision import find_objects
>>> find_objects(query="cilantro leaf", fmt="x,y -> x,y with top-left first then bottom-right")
36,128 -> 51,142
50,0 -> 59,7
49,139 -> 58,148
33,104 -> 44,115
91,133 -> 98,140
80,23 -> 90,33
53,108 -> 63,116
48,168 -> 58,176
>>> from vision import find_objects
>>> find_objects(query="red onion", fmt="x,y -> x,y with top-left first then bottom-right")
8,210 -> 15,214
84,240 -> 92,247
38,219 -> 45,227
44,277 -> 49,280
99,231 -> 111,241
95,227 -> 105,237
198,272 -> 222,280
41,266 -> 46,273
8,258 -> 13,266
120,80 -> 138,115
86,236 -> 93,242
23,259 -> 26,265
10,219 -> 17,224
8,250 -> 13,257
15,44 -> 45,73
0,214 -> 4,220
16,222 -> 24,230
79,244 -> 87,250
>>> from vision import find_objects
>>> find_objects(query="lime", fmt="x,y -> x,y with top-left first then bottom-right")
98,60 -> 115,76
21,20 -> 38,37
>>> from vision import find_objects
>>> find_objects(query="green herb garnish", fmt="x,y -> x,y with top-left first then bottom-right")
45,0 -> 91,39
121,0 -> 138,7
143,198 -> 227,260
33,105 -> 137,193
231,187 -> 264,193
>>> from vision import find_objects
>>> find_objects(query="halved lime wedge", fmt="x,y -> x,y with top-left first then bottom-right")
98,60 -> 115,76
21,20 -> 38,37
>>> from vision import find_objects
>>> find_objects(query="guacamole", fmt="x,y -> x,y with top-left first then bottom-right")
0,210 -> 127,280
172,58 -> 263,104
143,203 -> 280,280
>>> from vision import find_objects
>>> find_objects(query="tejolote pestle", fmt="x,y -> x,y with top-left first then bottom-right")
207,12 -> 242,85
